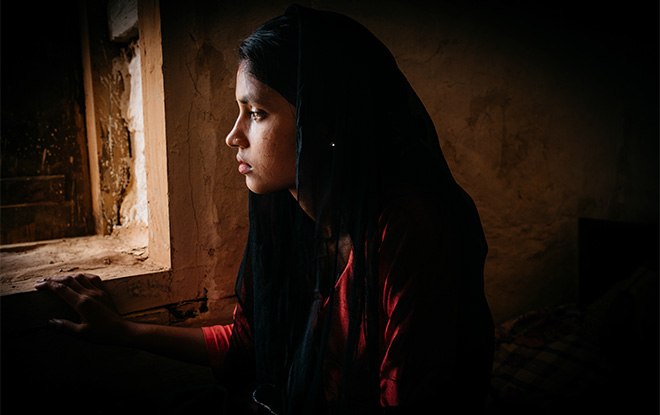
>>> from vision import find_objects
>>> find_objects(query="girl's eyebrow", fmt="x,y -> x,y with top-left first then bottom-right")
237,95 -> 264,107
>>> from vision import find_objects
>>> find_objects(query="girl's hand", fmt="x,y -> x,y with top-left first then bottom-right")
34,273 -> 129,344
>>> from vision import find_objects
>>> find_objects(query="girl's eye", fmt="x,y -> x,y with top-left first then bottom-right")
250,111 -> 266,121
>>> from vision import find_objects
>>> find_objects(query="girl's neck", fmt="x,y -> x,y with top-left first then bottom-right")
289,187 -> 331,237
289,188 -> 352,271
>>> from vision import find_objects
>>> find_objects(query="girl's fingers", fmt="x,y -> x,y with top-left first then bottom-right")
34,273 -> 121,342
65,275 -> 88,293
85,274 -> 105,290
48,318 -> 83,335
34,279 -> 84,309
35,273 -> 102,293
74,273 -> 98,290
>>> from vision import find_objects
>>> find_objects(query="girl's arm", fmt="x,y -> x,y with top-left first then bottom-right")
34,274 -> 209,366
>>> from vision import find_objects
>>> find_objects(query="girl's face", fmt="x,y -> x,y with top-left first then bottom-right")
226,65 -> 297,195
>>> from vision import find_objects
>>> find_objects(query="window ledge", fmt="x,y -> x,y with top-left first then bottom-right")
1,226 -> 165,296
0,227 -> 216,333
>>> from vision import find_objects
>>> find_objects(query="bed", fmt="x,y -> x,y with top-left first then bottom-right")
488,218 -> 659,414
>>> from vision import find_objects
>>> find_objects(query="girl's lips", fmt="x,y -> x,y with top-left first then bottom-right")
237,155 -> 252,174
238,162 -> 252,174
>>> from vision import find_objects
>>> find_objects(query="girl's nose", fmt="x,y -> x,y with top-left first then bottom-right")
226,119 -> 248,148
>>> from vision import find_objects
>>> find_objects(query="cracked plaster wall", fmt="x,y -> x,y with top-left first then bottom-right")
100,43 -> 148,231
157,0 -> 657,324
118,44 -> 148,229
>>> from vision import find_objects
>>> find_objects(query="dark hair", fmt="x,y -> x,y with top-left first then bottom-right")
227,6 -> 492,414
238,14 -> 299,105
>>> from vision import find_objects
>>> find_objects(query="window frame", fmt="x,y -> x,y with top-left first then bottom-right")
1,0 -> 225,333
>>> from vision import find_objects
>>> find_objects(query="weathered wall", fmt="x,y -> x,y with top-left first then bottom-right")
157,1 -> 257,320
356,1 -> 658,322
118,43 -> 149,228
83,2 -> 137,234
159,0 -> 657,324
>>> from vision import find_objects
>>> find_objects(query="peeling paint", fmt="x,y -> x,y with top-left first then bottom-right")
119,43 -> 148,228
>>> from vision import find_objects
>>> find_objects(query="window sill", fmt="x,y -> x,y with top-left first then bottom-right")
1,226 -> 163,295
0,227 -> 210,333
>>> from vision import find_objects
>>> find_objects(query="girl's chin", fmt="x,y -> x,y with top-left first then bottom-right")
245,179 -> 296,196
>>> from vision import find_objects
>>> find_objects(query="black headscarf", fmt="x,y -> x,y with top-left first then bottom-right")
223,5 -> 493,414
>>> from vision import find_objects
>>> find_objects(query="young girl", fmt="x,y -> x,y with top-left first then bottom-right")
36,5 -> 493,414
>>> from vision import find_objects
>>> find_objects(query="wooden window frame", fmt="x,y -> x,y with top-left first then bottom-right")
2,0 -> 216,333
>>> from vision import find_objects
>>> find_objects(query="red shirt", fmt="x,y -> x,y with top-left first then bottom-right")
203,197 -> 492,409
